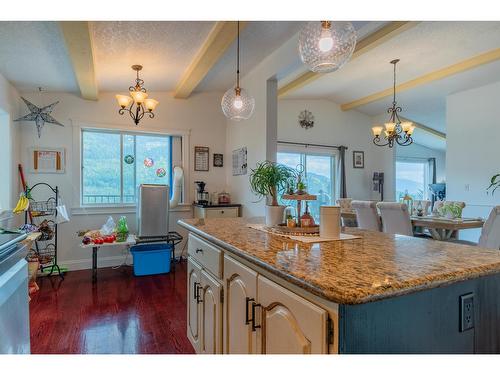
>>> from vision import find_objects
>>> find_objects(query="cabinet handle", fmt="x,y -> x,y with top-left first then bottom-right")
195,248 -> 203,254
245,297 -> 255,325
251,302 -> 262,332
193,281 -> 199,300
196,284 -> 203,304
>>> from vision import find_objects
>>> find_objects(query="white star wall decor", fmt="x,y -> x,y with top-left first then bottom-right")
15,97 -> 64,138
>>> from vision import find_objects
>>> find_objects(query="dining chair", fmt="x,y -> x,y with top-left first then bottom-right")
376,202 -> 413,236
351,200 -> 381,231
432,200 -> 466,215
336,198 -> 353,211
478,206 -> 500,249
412,200 -> 431,216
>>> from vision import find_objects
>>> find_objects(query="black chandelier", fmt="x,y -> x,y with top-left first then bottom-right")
372,59 -> 414,148
115,65 -> 159,126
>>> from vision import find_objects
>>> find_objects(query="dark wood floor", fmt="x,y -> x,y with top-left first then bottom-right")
29,260 -> 195,354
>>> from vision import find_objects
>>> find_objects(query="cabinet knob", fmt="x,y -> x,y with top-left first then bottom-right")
221,210 -> 225,214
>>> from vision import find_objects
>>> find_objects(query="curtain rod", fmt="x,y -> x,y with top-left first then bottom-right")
277,140 -> 347,150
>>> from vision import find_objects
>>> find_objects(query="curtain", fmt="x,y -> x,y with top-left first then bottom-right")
339,146 -> 347,198
428,157 -> 437,184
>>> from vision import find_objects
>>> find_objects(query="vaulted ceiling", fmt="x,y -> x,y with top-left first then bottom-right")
1,20 -> 499,151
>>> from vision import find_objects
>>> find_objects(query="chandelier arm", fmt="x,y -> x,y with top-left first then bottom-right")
373,136 -> 390,147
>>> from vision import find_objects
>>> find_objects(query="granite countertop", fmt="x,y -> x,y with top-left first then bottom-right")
178,217 -> 500,305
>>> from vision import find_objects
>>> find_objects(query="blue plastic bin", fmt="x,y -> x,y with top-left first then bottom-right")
130,243 -> 172,276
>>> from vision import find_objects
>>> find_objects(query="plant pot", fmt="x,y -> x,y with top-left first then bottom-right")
265,205 -> 286,226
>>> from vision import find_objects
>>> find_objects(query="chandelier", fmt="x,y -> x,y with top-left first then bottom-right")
115,65 -> 159,125
221,21 -> 255,121
372,59 -> 415,148
298,21 -> 357,73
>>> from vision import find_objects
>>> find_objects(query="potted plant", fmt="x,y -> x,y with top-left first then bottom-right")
249,161 -> 297,226
487,174 -> 500,195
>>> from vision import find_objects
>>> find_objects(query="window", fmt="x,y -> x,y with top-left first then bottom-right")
277,149 -> 337,222
395,158 -> 430,201
81,129 -> 180,205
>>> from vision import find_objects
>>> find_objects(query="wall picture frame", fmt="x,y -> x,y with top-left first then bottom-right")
29,147 -> 65,173
194,146 -> 209,171
213,153 -> 223,167
353,151 -> 364,169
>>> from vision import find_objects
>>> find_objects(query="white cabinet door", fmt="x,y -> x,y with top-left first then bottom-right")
187,258 -> 202,353
223,255 -> 258,354
258,276 -> 328,354
200,269 -> 223,354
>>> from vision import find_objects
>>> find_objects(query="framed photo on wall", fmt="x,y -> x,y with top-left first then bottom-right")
353,151 -> 364,169
29,147 -> 65,173
194,146 -> 209,171
213,153 -> 223,167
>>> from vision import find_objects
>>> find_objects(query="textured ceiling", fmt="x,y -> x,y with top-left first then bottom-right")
90,21 -> 215,92
283,21 -> 500,144
197,21 -> 372,92
0,21 -> 78,92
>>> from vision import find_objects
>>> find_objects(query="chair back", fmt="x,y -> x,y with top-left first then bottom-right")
478,206 -> 500,250
432,200 -> 466,215
336,198 -> 353,212
351,200 -> 380,231
376,202 -> 413,236
412,200 -> 431,216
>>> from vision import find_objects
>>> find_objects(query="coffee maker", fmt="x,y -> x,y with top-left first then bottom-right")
194,181 -> 209,206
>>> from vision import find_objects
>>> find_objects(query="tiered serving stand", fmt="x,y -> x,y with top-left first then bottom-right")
270,194 -> 319,236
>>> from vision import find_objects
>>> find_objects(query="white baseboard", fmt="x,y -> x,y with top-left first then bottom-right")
58,249 -> 183,272
59,254 -> 133,271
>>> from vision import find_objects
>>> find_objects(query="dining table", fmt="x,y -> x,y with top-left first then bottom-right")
340,210 -> 484,241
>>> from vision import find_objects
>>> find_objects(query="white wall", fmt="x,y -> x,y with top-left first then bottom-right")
19,91 -> 227,270
447,80 -> 500,241
0,72 -> 21,228
396,143 -> 446,183
278,99 -> 394,201
225,34 -> 302,218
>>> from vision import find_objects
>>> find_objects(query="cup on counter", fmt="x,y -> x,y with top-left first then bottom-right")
320,206 -> 341,239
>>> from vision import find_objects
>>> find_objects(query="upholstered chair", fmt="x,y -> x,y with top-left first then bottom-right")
412,200 -> 431,216
336,198 -> 353,212
376,202 -> 414,236
351,200 -> 381,231
478,206 -> 500,249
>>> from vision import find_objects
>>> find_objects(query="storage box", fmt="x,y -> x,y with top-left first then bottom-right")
130,243 -> 172,276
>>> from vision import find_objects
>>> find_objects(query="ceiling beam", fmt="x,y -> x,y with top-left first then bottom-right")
399,116 -> 446,140
278,21 -> 419,98
341,47 -> 500,111
174,21 -> 247,99
59,21 -> 98,101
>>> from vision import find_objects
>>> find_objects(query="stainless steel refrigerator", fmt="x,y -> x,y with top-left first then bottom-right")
136,184 -> 170,239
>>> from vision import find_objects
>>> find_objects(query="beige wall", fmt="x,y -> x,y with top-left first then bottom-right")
19,90 -> 227,269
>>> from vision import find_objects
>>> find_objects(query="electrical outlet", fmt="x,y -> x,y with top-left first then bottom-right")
460,293 -> 474,332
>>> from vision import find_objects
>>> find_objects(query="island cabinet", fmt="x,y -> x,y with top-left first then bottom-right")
188,233 -> 332,354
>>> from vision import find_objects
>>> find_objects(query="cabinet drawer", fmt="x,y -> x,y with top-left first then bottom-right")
188,233 -> 222,278
205,207 -> 239,218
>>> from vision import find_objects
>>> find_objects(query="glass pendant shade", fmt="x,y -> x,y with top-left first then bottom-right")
372,126 -> 383,137
221,87 -> 255,121
298,21 -> 357,73
116,94 -> 133,108
130,90 -> 148,104
144,98 -> 159,112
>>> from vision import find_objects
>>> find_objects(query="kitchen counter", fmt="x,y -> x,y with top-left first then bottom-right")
178,217 -> 500,305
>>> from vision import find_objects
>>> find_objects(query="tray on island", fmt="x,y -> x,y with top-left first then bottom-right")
269,224 -> 319,236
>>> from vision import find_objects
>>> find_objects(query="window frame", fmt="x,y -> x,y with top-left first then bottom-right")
277,144 -> 339,208
395,157 -> 431,201
72,121 -> 190,214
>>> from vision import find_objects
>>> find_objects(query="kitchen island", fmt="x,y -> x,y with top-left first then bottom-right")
178,217 -> 500,354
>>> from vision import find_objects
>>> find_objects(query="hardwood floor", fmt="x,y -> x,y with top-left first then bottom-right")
29,260 -> 195,354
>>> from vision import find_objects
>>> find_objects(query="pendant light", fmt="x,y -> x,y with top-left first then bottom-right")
221,21 -> 255,121
298,21 -> 357,73
115,65 -> 159,126
372,59 -> 415,148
